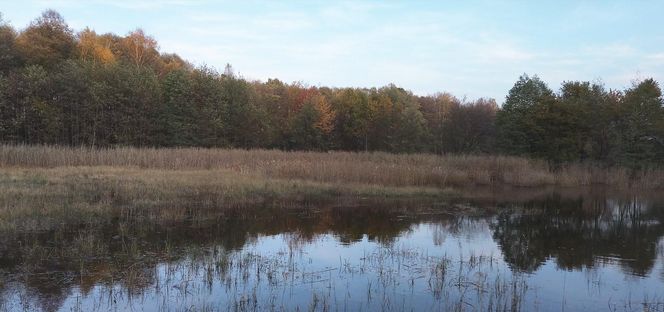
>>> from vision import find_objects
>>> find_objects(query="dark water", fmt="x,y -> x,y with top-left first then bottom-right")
1,190 -> 663,311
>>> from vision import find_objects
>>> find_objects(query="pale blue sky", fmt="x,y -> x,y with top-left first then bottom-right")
1,0 -> 663,102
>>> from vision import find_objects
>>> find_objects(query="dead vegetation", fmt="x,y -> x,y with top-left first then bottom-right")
1,144 -> 662,231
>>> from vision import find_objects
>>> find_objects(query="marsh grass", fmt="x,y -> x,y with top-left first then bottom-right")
1,144 -> 663,231
1,144 -> 662,188
4,229 -> 534,311
0,167 -> 452,231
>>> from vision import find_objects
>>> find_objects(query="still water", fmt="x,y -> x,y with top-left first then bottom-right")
1,189 -> 663,311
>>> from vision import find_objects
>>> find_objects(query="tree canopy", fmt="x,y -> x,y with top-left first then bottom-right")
1,10 -> 663,168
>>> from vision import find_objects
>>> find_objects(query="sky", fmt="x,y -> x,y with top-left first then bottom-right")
1,0 -> 663,102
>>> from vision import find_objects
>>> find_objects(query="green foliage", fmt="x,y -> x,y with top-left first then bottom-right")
529,97 -> 582,166
495,75 -> 664,169
368,85 -> 428,153
50,60 -> 98,145
496,74 -> 554,156
90,62 -> 161,146
0,10 -> 663,170
160,69 -> 195,146
220,71 -> 270,148
289,101 -> 325,150
2,65 -> 55,143
557,81 -> 614,162
333,88 -> 371,151
613,79 -> 664,168
189,67 -> 226,147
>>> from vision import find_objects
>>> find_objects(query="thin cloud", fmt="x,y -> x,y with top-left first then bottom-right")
6,0 -> 661,101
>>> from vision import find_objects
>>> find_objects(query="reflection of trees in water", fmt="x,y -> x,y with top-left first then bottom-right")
432,223 -> 447,246
660,237 -> 664,283
431,217 -> 489,246
491,193 -> 664,275
2,193 -> 662,311
0,205 -> 453,311
0,283 -> 70,312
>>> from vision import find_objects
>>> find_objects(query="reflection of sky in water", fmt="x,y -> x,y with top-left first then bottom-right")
1,191 -> 664,312
20,220 -> 656,311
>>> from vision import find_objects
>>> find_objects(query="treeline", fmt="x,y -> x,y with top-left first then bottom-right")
0,10 -> 663,168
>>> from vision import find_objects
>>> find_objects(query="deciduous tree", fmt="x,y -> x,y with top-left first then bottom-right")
15,10 -> 75,67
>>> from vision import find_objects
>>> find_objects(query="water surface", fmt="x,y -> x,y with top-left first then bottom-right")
1,189 -> 663,311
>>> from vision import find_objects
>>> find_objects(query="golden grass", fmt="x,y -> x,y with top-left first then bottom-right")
0,166 -> 448,231
1,144 -> 662,231
0,144 -> 662,188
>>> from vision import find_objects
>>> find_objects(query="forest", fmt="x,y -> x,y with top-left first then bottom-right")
1,10 -> 663,169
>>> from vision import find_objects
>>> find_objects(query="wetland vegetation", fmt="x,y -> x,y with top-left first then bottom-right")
1,145 -> 663,232
0,189 -> 663,311
1,8 -> 664,312
0,146 -> 663,311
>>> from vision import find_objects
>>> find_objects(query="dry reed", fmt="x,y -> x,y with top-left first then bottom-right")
1,144 -> 662,231
0,144 -> 661,189
0,166 -> 449,231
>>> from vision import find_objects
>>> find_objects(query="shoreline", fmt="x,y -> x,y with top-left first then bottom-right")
1,162 -> 662,232
2,145 -> 663,188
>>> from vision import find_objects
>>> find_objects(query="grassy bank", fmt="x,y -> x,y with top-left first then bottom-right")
0,166 -> 449,231
1,145 -> 663,231
2,144 -> 663,188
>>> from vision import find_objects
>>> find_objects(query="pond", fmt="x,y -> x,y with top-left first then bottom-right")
1,189 -> 663,311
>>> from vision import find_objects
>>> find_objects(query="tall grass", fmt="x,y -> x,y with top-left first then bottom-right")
0,166 -> 450,231
0,144 -> 662,189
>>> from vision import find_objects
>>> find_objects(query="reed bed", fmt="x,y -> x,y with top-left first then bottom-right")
1,144 -> 662,231
0,144 -> 662,189
0,166 -> 449,231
